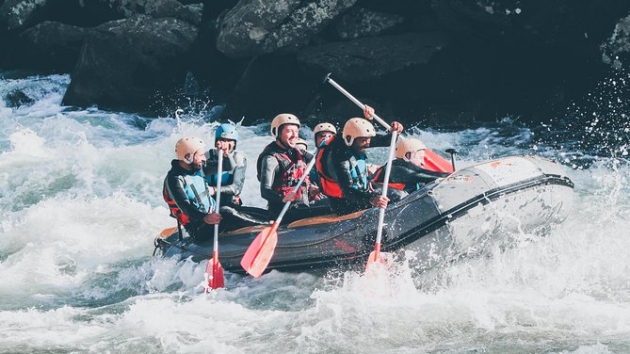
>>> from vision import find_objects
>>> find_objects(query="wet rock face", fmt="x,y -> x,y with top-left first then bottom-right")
0,0 -> 49,31
1,0 -> 630,125
216,0 -> 357,58
5,89 -> 34,107
62,16 -> 199,113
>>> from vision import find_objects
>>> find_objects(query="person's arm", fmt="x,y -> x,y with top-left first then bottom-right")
406,165 -> 450,184
259,155 -> 285,204
165,173 -> 208,224
369,132 -> 399,148
204,149 -> 234,176
219,151 -> 246,196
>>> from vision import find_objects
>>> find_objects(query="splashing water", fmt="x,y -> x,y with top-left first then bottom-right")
1,73 -> 630,353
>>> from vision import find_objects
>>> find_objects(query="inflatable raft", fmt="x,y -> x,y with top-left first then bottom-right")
154,155 -> 574,274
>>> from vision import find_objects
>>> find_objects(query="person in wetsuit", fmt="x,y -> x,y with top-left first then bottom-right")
163,136 -> 222,243
257,113 -> 328,221
316,116 -> 405,216
371,138 -> 450,193
203,123 -> 246,208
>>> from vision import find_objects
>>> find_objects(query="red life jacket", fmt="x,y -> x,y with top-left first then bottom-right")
315,136 -> 361,198
257,143 -> 309,198
162,185 -> 190,226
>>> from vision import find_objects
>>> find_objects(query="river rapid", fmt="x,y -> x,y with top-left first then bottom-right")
1,72 -> 630,353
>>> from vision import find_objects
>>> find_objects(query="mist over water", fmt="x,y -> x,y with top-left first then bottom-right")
1,73 -> 630,353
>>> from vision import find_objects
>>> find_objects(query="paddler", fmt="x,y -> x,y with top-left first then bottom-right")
315,106 -> 405,215
370,138 -> 450,193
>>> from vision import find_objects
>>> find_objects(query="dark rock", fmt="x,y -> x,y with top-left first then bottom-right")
335,7 -> 404,40
601,15 -> 630,69
62,15 -> 199,113
5,89 -> 34,107
0,0 -> 50,32
4,21 -> 88,72
2,0 -> 630,128
216,0 -> 357,58
88,0 -> 203,25
297,32 -> 448,82
221,53 -> 322,122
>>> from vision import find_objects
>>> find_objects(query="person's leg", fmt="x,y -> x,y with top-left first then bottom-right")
191,223 -> 214,243
218,206 -> 271,232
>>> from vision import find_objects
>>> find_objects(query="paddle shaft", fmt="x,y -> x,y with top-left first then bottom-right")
325,74 -> 400,265
240,152 -> 317,277
213,151 -> 223,254
324,75 -> 392,130
275,154 -> 317,224
374,130 -> 398,249
206,150 -> 225,291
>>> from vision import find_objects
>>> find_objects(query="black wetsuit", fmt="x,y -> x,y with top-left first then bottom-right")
320,134 -> 404,215
163,160 -> 215,241
164,160 -> 268,243
257,142 -> 330,222
371,159 -> 450,193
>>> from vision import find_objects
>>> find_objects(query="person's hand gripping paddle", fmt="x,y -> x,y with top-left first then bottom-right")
205,150 -> 225,290
240,157 -> 317,278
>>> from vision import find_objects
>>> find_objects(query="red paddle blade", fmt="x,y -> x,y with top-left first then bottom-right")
240,225 -> 279,278
365,243 -> 387,272
206,251 -> 225,290
424,150 -> 453,173
159,226 -> 178,238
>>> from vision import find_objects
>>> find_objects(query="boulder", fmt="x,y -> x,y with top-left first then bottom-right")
0,0 -> 49,32
335,7 -> 404,40
5,89 -> 34,107
5,21 -> 88,72
62,15 -> 199,113
297,32 -> 448,82
216,0 -> 357,58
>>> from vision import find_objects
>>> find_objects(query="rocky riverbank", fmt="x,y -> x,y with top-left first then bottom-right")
1,0 -> 629,128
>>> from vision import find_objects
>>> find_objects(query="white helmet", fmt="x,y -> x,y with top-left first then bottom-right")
175,136 -> 205,164
342,118 -> 376,146
395,138 -> 426,159
270,113 -> 301,138
313,122 -> 337,135
295,138 -> 309,151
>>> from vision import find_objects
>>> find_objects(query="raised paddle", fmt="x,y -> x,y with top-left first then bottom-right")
366,130 -> 398,271
205,150 -> 225,290
324,73 -> 454,173
323,73 -> 409,270
324,73 -> 394,128
240,155 -> 317,278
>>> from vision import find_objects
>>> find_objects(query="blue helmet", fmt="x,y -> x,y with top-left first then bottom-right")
215,123 -> 239,141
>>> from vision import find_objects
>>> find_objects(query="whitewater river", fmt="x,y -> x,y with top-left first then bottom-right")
1,73 -> 629,353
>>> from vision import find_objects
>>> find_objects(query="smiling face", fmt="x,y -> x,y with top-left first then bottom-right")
277,124 -> 300,148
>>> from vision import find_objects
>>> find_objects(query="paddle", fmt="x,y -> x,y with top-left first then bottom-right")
324,73 -> 393,129
205,150 -> 225,290
324,73 -> 454,173
158,226 -> 178,238
323,73 -> 406,270
366,130 -> 398,271
240,155 -> 317,278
